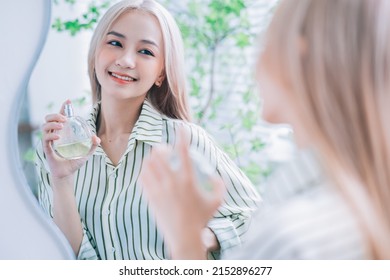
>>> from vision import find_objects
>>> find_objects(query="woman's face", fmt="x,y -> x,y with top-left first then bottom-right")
256,55 -> 294,125
95,10 -> 165,102
256,53 -> 308,148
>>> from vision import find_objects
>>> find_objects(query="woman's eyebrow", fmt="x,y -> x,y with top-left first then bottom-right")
107,30 -> 125,38
141,39 -> 159,48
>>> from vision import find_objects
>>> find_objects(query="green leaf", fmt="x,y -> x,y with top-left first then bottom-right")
51,1 -> 111,36
51,18 -> 64,32
251,138 -> 266,152
234,32 -> 250,48
242,111 -> 258,130
243,90 -> 253,103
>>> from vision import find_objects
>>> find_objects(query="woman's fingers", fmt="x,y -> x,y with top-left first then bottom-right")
44,113 -> 67,123
42,131 -> 60,142
86,135 -> 101,157
41,118 -> 64,153
92,135 -> 101,145
41,121 -> 61,152
207,175 -> 225,213
42,121 -> 63,133
150,145 -> 175,187
41,104 -> 68,159
139,159 -> 162,199
177,131 -> 195,185
43,100 -> 71,119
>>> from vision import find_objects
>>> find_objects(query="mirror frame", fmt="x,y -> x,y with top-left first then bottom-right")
0,0 -> 75,259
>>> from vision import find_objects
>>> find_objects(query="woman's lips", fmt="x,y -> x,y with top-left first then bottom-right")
109,71 -> 137,82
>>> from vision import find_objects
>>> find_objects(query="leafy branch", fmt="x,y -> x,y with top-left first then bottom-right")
51,0 -> 110,35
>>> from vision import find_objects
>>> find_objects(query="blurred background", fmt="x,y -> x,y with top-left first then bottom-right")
19,0 -> 296,197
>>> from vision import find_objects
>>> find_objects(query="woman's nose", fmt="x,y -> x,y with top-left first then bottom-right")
115,51 -> 136,69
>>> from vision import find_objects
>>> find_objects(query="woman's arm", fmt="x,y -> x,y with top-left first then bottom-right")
51,175 -> 83,255
36,153 -> 99,259
37,100 -> 100,256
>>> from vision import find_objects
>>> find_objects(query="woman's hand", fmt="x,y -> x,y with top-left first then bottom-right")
41,100 -> 100,181
139,131 -> 225,259
41,100 -> 100,254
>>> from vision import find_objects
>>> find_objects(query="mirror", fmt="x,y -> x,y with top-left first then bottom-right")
0,0 -> 74,259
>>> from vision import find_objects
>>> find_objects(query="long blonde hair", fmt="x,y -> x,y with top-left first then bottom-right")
88,0 -> 191,121
261,0 -> 390,258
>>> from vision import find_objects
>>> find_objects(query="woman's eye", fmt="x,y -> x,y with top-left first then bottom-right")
139,49 -> 154,56
108,40 -> 122,47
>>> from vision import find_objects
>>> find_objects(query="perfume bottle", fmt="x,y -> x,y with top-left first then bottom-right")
52,103 -> 93,160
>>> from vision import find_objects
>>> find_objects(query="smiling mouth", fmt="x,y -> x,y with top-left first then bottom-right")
109,71 -> 137,82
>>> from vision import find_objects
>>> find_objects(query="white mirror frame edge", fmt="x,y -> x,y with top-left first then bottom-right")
0,0 -> 75,259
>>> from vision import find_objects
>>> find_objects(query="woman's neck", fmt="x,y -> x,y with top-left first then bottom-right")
97,96 -> 145,137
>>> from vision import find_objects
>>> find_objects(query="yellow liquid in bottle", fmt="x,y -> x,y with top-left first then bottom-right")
54,140 -> 92,159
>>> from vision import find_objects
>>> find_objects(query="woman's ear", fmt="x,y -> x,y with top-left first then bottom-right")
155,70 -> 166,87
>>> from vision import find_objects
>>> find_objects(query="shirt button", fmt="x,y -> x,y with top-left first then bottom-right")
104,210 -> 110,215
111,247 -> 116,253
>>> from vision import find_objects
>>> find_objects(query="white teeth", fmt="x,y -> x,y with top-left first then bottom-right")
111,72 -> 134,81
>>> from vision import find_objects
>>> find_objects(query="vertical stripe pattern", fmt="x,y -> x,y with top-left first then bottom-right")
35,99 -> 260,260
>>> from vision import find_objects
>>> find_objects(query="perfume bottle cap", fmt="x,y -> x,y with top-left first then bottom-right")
64,103 -> 74,118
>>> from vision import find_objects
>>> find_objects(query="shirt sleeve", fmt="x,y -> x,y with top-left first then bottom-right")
34,144 -> 99,260
188,124 -> 262,257
211,147 -> 261,255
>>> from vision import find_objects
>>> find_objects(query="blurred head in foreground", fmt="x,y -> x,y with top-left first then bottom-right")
257,0 -> 390,258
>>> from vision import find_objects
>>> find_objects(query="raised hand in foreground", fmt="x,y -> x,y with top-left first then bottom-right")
140,131 -> 225,259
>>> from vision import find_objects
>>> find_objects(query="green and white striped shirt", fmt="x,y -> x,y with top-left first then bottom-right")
36,99 -> 260,260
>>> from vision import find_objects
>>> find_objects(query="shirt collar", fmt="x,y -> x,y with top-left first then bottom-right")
132,99 -> 163,145
88,98 -> 163,149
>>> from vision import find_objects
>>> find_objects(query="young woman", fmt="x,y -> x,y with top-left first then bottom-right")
36,0 -> 260,260
140,0 -> 390,259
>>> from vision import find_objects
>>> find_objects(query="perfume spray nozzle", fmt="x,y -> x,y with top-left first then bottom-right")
64,103 -> 74,118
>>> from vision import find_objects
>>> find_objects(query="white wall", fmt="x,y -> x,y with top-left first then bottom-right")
29,1 -> 94,126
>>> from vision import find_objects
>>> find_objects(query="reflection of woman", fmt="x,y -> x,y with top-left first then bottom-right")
35,0 -> 260,260
140,0 -> 390,259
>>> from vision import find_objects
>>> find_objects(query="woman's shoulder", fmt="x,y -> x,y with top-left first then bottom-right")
162,117 -> 215,142
228,186 -> 368,259
162,116 -> 206,131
